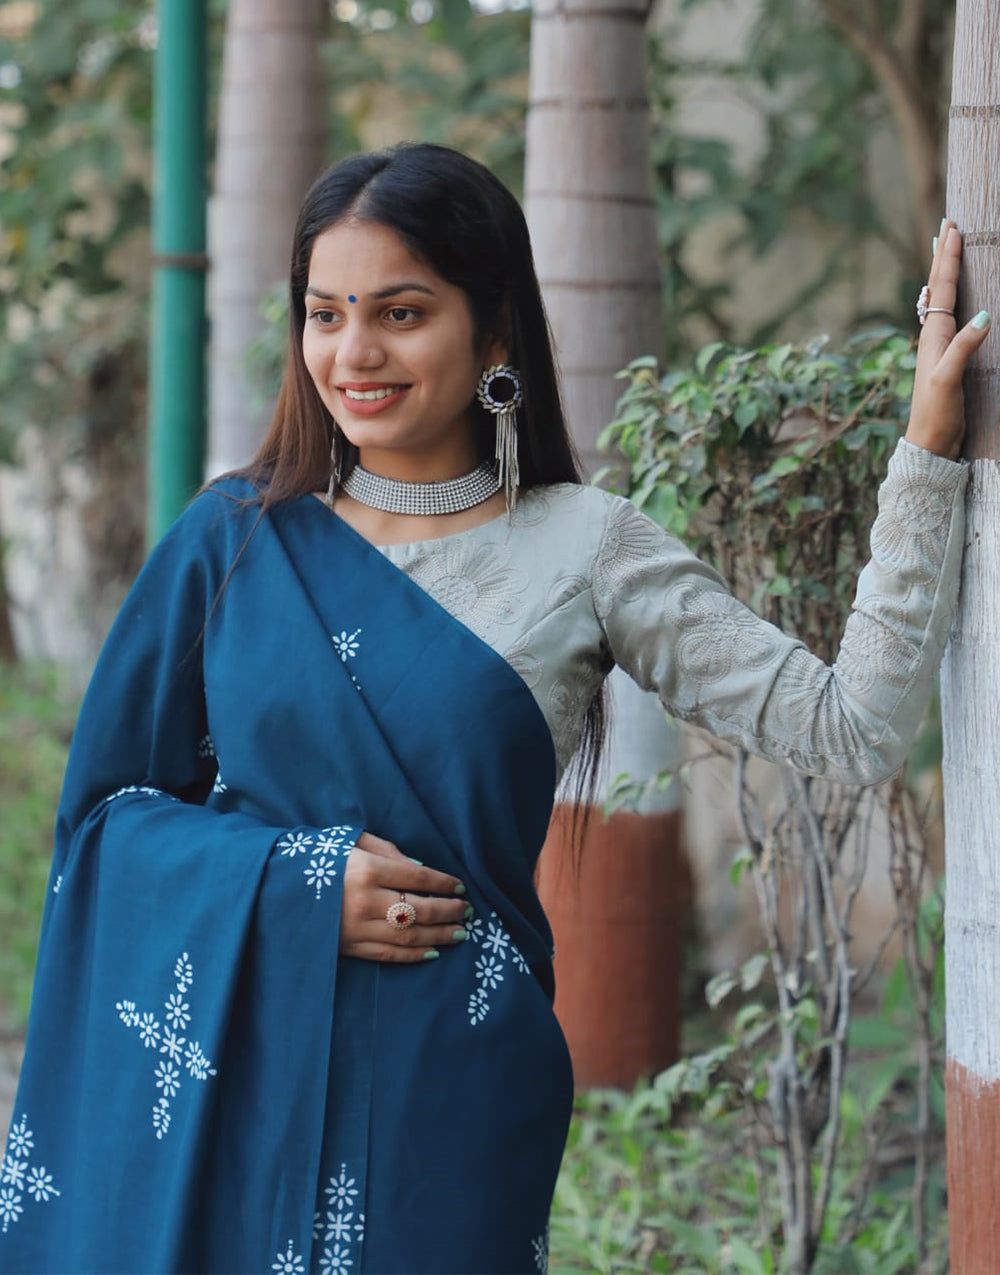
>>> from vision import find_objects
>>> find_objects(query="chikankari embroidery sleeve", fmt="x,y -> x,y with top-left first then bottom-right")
593,438 -> 968,783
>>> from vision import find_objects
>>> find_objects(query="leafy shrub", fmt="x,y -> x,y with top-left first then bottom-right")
601,329 -> 914,659
550,994 -> 948,1274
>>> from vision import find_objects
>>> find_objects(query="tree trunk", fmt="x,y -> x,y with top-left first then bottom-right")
0,505 -> 17,664
525,0 -> 660,476
206,0 -> 329,478
525,0 -> 686,1088
939,3 -> 1000,1269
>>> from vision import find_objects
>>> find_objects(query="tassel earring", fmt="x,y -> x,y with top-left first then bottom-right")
476,364 -> 524,511
324,422 -> 342,510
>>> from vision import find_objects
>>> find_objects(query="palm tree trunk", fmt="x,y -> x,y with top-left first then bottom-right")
206,0 -> 329,477
525,0 -> 660,475
526,0 -> 687,1088
939,2 -> 1000,1267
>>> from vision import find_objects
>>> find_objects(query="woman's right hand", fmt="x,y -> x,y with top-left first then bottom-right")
905,220 -> 992,459
339,831 -> 472,962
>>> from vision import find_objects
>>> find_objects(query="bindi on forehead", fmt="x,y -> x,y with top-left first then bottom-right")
304,281 -> 439,303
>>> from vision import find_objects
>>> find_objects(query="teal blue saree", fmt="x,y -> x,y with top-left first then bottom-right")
0,483 -> 570,1274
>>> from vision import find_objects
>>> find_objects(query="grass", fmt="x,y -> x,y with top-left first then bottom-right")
0,660 -> 77,1032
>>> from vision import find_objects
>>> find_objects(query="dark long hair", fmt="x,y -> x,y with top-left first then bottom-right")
238,142 -> 606,818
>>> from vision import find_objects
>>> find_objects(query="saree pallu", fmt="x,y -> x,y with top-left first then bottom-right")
0,484 -> 572,1275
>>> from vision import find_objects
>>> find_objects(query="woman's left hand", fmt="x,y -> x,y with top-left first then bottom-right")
906,220 -> 992,460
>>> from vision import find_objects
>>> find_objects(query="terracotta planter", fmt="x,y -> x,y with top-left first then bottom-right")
536,802 -> 689,1090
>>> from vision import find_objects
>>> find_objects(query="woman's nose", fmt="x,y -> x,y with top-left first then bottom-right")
335,321 -> 384,370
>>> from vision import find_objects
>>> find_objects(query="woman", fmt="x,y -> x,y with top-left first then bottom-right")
0,143 -> 987,1275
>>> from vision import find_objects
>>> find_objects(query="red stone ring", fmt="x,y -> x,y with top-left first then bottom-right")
386,895 -> 417,930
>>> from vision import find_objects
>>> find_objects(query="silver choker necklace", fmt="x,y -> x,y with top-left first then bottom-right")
341,462 -> 501,516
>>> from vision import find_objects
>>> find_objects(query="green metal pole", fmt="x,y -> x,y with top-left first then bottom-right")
147,0 -> 207,547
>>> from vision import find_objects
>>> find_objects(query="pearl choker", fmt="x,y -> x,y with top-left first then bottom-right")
340,462 -> 501,516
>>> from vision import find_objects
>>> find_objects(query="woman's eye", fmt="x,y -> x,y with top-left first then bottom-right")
308,309 -> 337,325
386,306 -> 420,323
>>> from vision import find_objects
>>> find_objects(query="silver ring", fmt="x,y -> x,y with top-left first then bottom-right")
917,285 -> 954,326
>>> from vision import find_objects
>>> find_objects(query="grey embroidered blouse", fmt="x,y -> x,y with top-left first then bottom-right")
376,438 -> 967,785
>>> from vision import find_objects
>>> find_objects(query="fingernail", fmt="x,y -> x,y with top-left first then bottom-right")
932,236 -> 938,255
408,857 -> 423,865
940,216 -> 948,236
454,882 -> 466,896
422,949 -> 440,961
464,904 -> 475,920
452,929 -> 468,942
973,310 -> 991,330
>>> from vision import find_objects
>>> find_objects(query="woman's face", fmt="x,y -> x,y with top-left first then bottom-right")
302,218 -> 506,480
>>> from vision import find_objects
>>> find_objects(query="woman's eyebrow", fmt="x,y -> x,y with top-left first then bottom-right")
304,282 -> 438,301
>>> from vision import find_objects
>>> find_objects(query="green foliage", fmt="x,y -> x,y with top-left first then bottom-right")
553,898 -> 948,1270
245,284 -> 289,411
0,1 -> 158,460
0,662 -> 78,1031
323,0 -> 529,191
650,0 -> 953,358
550,995 -> 949,1274
551,1093 -> 765,1274
665,891 -> 946,1217
603,328 -> 915,659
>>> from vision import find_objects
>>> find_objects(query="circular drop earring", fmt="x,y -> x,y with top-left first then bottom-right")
476,364 -> 524,511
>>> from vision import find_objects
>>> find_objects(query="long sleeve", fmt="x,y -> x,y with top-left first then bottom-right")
594,438 -> 968,784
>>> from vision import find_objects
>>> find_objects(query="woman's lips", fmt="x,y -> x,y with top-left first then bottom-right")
336,385 -> 411,416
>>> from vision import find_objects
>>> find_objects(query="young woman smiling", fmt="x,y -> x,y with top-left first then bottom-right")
302,218 -> 510,544
2,143 -> 987,1275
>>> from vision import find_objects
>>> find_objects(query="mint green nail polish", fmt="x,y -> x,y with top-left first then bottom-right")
454,882 -> 466,896
940,216 -> 948,236
932,236 -> 938,255
453,929 -> 468,942
408,856 -> 423,865
973,310 -> 991,330
464,904 -> 474,920
422,949 -> 440,961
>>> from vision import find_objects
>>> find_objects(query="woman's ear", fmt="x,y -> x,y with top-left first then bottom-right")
483,334 -> 511,368
481,300 -> 513,369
